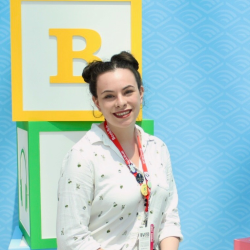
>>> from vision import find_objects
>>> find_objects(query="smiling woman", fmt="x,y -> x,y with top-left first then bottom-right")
56,52 -> 183,250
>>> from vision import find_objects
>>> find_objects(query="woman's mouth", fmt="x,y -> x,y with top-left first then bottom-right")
113,110 -> 132,118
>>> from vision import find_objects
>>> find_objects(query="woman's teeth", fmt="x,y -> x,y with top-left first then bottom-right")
116,111 -> 130,116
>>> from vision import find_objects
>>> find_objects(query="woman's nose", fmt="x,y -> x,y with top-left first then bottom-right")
115,95 -> 127,108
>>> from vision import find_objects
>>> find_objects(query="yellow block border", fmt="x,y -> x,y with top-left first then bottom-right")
11,0 -> 142,121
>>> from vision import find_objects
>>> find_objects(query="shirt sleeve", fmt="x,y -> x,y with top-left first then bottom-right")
158,143 -> 183,243
56,148 -> 101,250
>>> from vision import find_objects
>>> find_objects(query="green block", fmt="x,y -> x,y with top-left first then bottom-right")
16,120 -> 154,249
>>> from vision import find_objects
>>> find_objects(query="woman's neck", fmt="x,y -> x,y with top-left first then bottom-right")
100,122 -> 136,145
101,121 -> 140,167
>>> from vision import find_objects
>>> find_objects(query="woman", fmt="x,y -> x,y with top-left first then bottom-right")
56,51 -> 183,250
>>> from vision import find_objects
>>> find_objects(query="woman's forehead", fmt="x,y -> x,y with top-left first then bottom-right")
96,68 -> 137,91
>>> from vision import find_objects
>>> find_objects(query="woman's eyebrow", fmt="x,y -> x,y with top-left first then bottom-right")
122,85 -> 135,90
101,90 -> 113,94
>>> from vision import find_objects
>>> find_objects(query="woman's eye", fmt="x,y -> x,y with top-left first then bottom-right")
104,95 -> 114,99
125,90 -> 133,95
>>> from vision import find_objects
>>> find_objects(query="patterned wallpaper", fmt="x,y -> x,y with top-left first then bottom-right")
0,0 -> 250,250
0,0 -> 19,249
142,1 -> 250,250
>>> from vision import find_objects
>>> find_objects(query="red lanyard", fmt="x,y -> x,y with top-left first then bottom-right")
104,121 -> 151,213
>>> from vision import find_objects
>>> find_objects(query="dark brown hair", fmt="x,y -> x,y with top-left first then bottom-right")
82,51 -> 142,98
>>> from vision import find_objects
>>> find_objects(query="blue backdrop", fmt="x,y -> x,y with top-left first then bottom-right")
0,0 -> 250,249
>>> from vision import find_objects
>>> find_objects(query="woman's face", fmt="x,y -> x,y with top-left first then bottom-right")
92,68 -> 143,131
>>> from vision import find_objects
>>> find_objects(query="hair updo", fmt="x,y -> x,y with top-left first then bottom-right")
82,51 -> 142,98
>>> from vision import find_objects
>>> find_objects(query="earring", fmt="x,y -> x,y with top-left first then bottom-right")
92,109 -> 103,119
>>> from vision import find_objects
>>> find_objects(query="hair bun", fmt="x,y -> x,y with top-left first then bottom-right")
111,51 -> 139,71
82,61 -> 102,83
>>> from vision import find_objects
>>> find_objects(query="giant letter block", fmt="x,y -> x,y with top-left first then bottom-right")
11,0 -> 142,121
17,120 -> 153,249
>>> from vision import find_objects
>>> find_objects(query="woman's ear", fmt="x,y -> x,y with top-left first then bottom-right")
139,86 -> 144,104
92,96 -> 101,111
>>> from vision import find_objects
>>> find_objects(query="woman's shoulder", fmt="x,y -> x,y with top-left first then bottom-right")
72,123 -> 105,151
136,124 -> 168,148
62,124 -> 105,171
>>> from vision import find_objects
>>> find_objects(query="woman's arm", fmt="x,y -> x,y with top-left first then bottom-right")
160,236 -> 180,250
158,143 -> 183,244
57,149 -> 101,250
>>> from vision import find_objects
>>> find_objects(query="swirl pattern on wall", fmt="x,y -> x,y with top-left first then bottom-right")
143,1 -> 250,249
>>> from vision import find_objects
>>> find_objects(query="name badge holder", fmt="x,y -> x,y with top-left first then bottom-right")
139,224 -> 154,250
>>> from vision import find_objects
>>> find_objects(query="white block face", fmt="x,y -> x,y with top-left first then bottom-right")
21,1 -> 131,111
39,131 -> 86,239
17,128 -> 30,236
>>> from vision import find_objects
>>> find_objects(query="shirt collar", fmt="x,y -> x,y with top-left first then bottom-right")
87,123 -> 154,154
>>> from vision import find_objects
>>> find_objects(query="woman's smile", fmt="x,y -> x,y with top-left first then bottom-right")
113,109 -> 132,118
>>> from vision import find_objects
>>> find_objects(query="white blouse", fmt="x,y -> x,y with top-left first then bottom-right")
56,124 -> 183,250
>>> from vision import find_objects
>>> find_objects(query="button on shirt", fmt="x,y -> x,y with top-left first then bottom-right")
56,124 -> 183,250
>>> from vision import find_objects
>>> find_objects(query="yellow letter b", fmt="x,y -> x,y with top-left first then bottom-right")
49,29 -> 101,83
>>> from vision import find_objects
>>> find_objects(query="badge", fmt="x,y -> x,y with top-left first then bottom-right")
139,224 -> 154,250
147,181 -> 152,189
141,183 -> 148,196
129,163 -> 136,174
136,173 -> 144,184
144,172 -> 150,181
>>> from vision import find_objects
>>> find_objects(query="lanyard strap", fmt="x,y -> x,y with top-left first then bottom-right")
104,121 -> 151,213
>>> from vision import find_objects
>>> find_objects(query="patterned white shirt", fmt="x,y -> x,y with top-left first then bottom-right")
56,124 -> 183,250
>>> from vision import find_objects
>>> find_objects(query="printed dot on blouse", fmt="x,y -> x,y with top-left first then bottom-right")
77,163 -> 81,167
